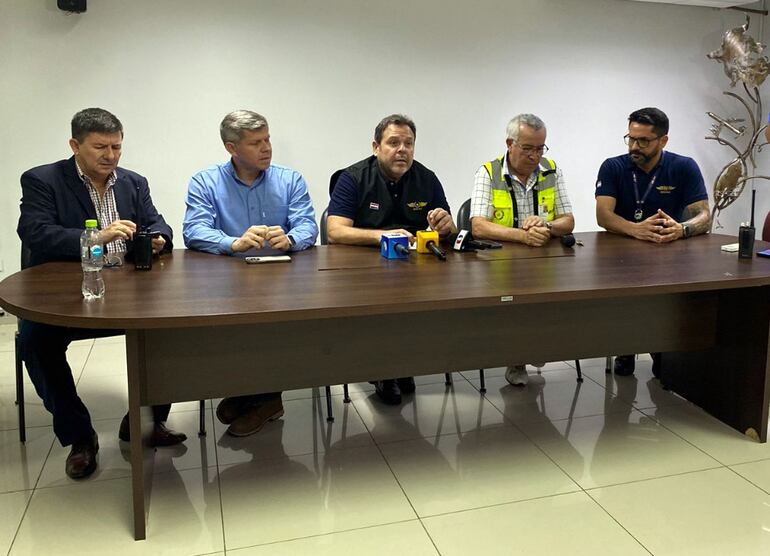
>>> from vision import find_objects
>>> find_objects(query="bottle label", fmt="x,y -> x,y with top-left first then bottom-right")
91,245 -> 103,258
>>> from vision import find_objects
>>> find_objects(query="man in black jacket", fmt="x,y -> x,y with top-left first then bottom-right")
17,108 -> 185,480
327,114 -> 456,405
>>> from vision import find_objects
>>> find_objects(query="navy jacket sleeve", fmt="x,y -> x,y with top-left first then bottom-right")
120,170 -> 174,252
18,163 -> 86,265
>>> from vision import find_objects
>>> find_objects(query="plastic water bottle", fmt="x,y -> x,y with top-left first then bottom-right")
80,219 -> 105,300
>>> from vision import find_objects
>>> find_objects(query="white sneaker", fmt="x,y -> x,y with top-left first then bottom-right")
505,365 -> 528,386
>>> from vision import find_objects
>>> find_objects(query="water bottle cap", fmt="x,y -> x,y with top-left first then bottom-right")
85,219 -> 98,229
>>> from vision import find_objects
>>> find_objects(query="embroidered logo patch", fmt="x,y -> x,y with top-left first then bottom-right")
406,201 -> 428,211
656,185 -> 675,194
369,202 -> 380,210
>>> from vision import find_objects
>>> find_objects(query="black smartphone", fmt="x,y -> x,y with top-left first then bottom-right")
477,240 -> 503,249
757,249 -> 770,258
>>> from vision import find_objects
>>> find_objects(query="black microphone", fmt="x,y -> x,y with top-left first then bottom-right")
427,241 -> 446,260
449,230 -> 492,251
129,184 -> 154,269
393,243 -> 410,257
416,230 -> 446,261
561,234 -> 576,248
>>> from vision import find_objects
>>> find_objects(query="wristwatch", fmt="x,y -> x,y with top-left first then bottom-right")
545,221 -> 553,231
681,223 -> 691,239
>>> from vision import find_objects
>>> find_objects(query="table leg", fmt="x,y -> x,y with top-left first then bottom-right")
126,330 -> 155,540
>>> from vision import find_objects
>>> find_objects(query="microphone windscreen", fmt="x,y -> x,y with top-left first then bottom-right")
416,230 -> 439,253
394,243 -> 410,257
561,234 -> 576,248
380,233 -> 410,259
450,229 -> 473,251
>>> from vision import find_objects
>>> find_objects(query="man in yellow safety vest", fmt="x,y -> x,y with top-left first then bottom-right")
470,113 -> 575,386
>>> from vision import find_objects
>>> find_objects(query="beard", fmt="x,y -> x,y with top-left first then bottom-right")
629,150 -> 653,167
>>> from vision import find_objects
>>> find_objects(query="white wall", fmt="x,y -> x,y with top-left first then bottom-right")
1,0 -> 769,275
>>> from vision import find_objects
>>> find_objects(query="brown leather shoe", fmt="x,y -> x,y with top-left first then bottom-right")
66,433 -> 99,479
150,423 -> 187,447
226,398 -> 284,437
216,396 -> 251,425
118,415 -> 187,447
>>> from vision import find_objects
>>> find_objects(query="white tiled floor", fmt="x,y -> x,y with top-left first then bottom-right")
2,327 -> 770,555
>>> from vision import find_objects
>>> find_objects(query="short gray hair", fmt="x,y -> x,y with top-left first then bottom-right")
220,110 -> 268,143
506,114 -> 546,141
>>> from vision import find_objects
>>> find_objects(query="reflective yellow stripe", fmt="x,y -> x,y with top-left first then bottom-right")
483,162 -> 494,181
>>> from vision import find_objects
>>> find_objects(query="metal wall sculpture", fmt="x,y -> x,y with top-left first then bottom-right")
706,16 -> 770,228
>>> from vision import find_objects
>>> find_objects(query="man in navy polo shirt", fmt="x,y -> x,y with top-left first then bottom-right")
327,113 -> 456,404
595,107 -> 711,377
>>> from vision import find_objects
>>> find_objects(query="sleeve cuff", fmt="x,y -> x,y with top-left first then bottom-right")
220,237 -> 237,255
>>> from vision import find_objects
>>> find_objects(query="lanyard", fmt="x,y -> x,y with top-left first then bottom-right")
631,168 -> 660,221
503,174 -> 539,228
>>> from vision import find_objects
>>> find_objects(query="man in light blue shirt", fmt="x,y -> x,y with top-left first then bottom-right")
183,110 -> 318,437
184,112 -> 317,255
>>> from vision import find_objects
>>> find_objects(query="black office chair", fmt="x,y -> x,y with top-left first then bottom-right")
456,198 -> 472,233
14,244 -> 209,443
14,245 -> 32,443
455,198 -> 584,386
14,319 -> 26,443
453,199 -> 488,392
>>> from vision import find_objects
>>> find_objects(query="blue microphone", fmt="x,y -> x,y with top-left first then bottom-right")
380,233 -> 410,259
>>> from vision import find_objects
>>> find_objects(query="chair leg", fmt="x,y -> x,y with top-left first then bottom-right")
479,369 -> 486,393
15,331 -> 26,443
605,356 -> 613,374
445,372 -> 453,386
343,384 -> 351,403
198,400 -> 207,436
574,360 -> 584,383
325,386 -> 334,422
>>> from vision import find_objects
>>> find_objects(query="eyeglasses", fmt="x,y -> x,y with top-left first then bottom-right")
514,142 -> 549,155
623,134 -> 661,149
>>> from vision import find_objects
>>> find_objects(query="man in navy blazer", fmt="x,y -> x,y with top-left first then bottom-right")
17,108 -> 185,480
19,158 -> 173,266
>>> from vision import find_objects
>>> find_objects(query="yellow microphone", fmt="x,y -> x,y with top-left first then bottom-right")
416,230 -> 446,260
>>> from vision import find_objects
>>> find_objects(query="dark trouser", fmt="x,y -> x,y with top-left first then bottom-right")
19,320 -> 170,446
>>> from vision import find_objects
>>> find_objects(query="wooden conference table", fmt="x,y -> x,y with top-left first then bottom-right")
1,231 -> 770,540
